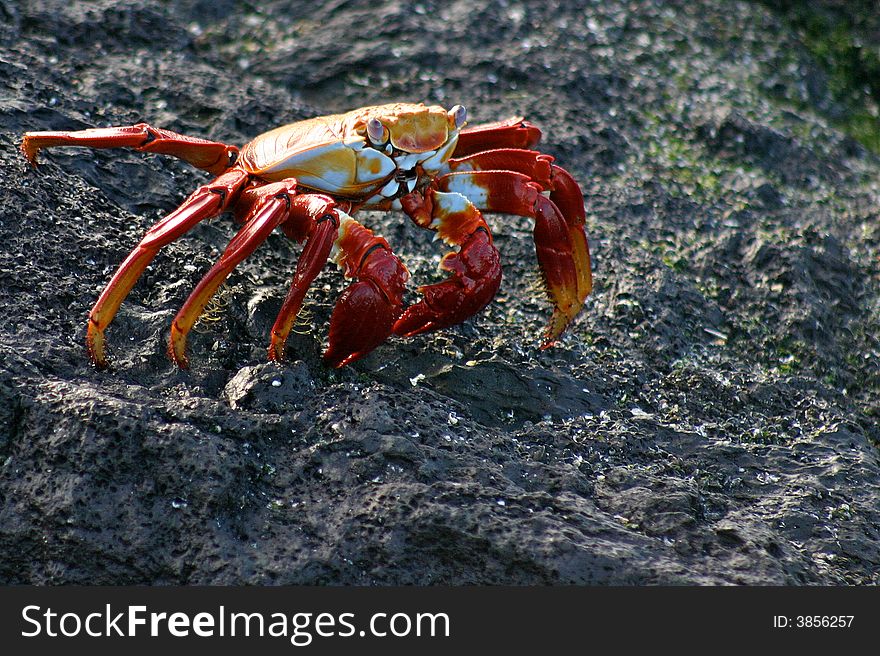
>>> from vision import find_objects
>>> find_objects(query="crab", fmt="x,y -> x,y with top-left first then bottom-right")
21,102 -> 592,368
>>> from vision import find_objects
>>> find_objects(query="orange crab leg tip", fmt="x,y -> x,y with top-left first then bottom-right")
541,300 -> 580,347
540,227 -> 592,342
167,322 -> 191,369
86,320 -> 108,369
267,333 -> 287,362
20,136 -> 40,166
538,261 -> 584,342
20,132 -> 79,165
268,303 -> 308,362
536,250 -> 585,343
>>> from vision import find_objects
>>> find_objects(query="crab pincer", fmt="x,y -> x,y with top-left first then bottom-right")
393,189 -> 502,337
323,217 -> 409,368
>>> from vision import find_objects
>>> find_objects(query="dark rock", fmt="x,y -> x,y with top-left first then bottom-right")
0,0 -> 878,586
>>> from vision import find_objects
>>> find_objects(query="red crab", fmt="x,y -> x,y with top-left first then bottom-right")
21,103 -> 592,368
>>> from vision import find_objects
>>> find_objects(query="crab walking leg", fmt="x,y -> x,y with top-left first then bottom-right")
452,117 -> 542,157
437,170 -> 591,345
393,188 -> 502,337
445,149 -> 592,303
322,218 -> 409,368
446,148 -> 554,186
168,181 -> 298,367
266,196 -> 350,362
21,123 -> 238,175
86,169 -> 248,367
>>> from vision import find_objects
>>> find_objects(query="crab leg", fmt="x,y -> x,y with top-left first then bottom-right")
167,180 -> 302,367
436,170 -> 591,345
393,188 -> 502,338
322,218 -> 409,368
453,117 -> 542,156
446,147 -> 588,222
86,168 -> 248,367
447,148 -> 554,185
21,123 -> 237,175
265,194 -> 350,362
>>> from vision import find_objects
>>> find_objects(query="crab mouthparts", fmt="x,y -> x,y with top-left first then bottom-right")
395,168 -> 419,192
378,167 -> 419,199
375,151 -> 430,199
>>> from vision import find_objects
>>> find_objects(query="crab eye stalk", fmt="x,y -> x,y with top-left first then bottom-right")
366,118 -> 387,145
450,104 -> 467,128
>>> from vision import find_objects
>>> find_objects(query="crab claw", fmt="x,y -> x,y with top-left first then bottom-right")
324,278 -> 400,368
322,219 -> 408,368
394,227 -> 501,336
393,189 -> 502,337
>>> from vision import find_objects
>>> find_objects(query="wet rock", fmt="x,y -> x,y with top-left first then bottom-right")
223,361 -> 313,412
377,357 -> 609,427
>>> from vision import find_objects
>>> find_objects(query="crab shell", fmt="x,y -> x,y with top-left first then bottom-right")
237,103 -> 466,203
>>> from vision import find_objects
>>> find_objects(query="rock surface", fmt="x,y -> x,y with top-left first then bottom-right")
0,0 -> 878,584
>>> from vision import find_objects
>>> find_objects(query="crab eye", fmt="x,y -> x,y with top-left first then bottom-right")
366,118 -> 387,144
450,104 -> 467,128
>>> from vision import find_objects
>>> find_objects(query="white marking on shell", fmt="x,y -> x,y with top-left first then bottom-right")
298,169 -> 353,190
259,138 -> 395,194
260,140 -> 356,190
354,147 -> 396,185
